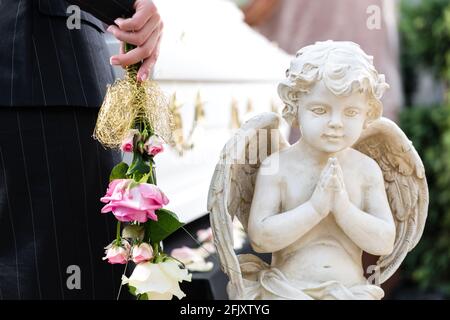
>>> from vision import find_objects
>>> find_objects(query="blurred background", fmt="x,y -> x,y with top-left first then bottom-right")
107,0 -> 450,299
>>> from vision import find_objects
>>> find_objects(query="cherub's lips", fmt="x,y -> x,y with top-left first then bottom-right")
323,134 -> 344,139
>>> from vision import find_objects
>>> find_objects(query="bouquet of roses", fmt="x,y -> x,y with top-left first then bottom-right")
94,43 -> 191,300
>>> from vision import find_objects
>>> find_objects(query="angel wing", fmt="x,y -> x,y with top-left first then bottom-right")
353,117 -> 429,284
207,112 -> 289,298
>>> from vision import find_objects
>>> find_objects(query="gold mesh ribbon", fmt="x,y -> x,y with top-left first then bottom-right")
93,66 -> 173,150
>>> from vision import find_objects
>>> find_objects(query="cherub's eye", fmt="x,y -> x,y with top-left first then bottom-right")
344,108 -> 359,117
311,106 -> 327,115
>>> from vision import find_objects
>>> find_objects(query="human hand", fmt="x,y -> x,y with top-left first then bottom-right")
309,158 -> 336,218
107,0 -> 163,82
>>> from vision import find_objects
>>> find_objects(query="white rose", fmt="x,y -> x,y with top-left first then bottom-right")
122,260 -> 192,300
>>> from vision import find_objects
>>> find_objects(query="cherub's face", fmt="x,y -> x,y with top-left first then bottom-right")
298,80 -> 369,154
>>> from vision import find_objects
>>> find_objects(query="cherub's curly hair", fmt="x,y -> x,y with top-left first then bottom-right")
278,41 -> 389,127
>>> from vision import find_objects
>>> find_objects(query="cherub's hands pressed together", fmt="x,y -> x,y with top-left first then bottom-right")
310,157 -> 351,218
107,0 -> 163,82
330,158 -> 351,216
309,157 -> 336,218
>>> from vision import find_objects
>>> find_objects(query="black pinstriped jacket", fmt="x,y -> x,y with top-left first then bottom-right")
0,0 -> 134,108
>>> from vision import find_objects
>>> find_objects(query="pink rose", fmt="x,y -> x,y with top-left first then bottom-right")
103,241 -> 130,264
121,129 -> 139,153
144,135 -> 164,156
201,241 -> 216,254
196,228 -> 213,243
170,246 -> 198,264
100,179 -> 169,223
132,243 -> 154,263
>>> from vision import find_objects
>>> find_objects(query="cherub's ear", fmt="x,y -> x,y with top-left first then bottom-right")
278,83 -> 299,104
278,83 -> 299,127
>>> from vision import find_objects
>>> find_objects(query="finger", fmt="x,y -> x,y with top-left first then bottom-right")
107,14 -> 160,46
337,162 -> 344,178
319,162 -> 332,184
337,165 -> 346,189
329,164 -> 339,185
137,34 -> 162,82
137,57 -> 153,82
139,23 -> 161,59
320,158 -> 334,178
153,32 -> 162,59
333,162 -> 340,176
330,175 -> 341,191
110,25 -> 161,67
328,175 -> 336,190
326,157 -> 337,172
110,46 -> 141,67
115,0 -> 157,32
327,157 -> 335,166
333,161 -> 344,182
320,165 -> 335,188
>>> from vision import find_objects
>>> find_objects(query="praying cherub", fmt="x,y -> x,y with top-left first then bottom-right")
208,41 -> 428,300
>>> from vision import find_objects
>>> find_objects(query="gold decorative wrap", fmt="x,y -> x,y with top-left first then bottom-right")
93,68 -> 174,150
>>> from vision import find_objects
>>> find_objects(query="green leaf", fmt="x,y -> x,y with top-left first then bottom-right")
138,172 -> 150,184
129,286 -> 137,297
146,209 -> 183,244
109,162 -> 129,182
142,128 -> 149,142
126,152 -> 150,176
138,293 -> 149,300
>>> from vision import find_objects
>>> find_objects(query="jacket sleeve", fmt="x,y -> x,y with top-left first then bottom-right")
65,0 -> 136,25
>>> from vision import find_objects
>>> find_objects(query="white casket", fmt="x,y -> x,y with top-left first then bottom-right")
107,0 -> 292,223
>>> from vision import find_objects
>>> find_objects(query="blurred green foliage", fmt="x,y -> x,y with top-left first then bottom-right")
400,0 -> 450,104
399,0 -> 450,296
399,105 -> 450,296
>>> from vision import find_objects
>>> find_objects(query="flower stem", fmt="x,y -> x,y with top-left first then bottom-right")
116,251 -> 131,300
148,161 -> 155,185
153,242 -> 160,260
115,221 -> 122,245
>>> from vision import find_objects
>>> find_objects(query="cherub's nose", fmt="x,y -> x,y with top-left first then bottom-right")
328,113 -> 343,129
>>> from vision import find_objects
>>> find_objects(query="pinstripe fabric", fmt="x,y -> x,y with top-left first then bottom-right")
0,106 -> 124,299
0,147 -> 21,299
0,0 -> 134,108
16,110 -> 43,299
0,0 -> 136,299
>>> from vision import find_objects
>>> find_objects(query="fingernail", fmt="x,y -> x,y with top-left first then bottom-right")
139,72 -> 148,82
110,57 -> 119,65
107,25 -> 114,33
114,18 -> 124,25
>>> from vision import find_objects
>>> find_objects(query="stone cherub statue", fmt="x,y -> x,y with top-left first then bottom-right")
207,41 -> 429,300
